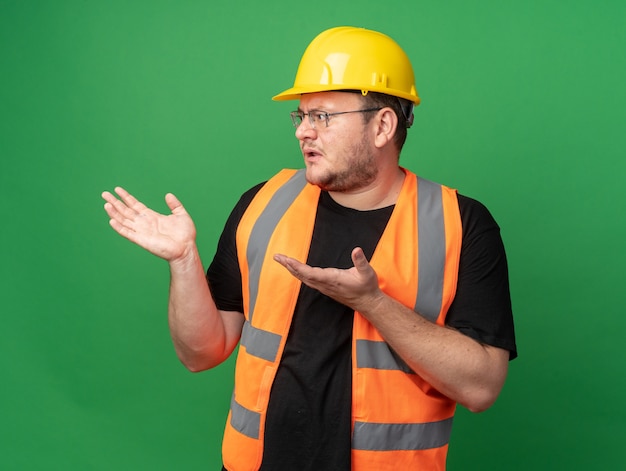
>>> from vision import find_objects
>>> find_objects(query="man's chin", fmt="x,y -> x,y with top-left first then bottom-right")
304,168 -> 329,188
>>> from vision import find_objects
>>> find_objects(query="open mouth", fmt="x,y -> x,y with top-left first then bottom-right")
303,147 -> 323,161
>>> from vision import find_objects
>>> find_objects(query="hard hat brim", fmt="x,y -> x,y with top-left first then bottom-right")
272,86 -> 420,105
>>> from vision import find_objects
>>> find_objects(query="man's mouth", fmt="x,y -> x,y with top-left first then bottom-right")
302,147 -> 322,161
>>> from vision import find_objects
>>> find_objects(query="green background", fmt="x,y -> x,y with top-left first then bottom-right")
2,0 -> 625,469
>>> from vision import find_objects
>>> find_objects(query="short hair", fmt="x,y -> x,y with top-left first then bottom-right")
360,92 -> 413,152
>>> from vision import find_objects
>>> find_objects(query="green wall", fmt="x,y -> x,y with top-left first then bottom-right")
2,0 -> 625,469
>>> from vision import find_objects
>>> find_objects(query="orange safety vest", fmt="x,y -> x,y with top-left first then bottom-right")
222,168 -> 462,471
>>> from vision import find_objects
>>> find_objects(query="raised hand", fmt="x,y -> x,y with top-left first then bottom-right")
273,247 -> 384,313
102,187 -> 197,262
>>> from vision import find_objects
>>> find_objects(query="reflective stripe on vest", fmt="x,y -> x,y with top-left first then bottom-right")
353,417 -> 454,451
240,319 -> 281,363
356,339 -> 413,373
246,170 -> 309,323
415,177 -> 446,322
230,394 -> 261,440
224,169 -> 462,470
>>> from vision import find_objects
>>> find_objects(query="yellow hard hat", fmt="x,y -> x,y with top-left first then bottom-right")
273,26 -> 420,105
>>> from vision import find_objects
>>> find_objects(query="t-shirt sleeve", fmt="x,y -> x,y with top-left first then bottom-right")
206,183 -> 264,312
445,195 -> 518,360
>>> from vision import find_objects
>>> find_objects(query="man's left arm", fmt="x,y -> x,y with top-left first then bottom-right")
273,247 -> 509,413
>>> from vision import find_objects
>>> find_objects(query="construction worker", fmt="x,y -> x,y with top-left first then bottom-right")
102,26 -> 516,471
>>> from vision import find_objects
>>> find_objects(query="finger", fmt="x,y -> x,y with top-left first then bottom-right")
114,187 -> 147,213
101,190 -> 117,204
102,200 -> 120,219
102,191 -> 122,219
351,247 -> 370,273
274,254 -> 306,279
102,188 -> 128,219
273,253 -> 296,271
104,194 -> 141,222
102,188 -> 131,217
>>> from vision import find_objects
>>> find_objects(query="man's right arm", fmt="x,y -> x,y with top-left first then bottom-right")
167,245 -> 243,371
102,187 -> 243,372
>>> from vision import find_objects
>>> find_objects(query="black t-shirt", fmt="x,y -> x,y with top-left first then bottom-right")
209,183 -> 517,471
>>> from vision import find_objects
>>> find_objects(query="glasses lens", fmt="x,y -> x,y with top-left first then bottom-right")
290,111 -> 304,128
311,111 -> 328,128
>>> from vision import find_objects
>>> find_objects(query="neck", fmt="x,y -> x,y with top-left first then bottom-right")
328,167 -> 406,210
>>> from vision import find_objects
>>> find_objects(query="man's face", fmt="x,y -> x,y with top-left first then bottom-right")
295,92 -> 378,193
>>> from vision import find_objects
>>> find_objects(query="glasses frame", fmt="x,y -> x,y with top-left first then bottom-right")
290,107 -> 383,129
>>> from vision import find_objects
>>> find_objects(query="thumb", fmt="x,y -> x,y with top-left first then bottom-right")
165,193 -> 186,214
351,247 -> 370,273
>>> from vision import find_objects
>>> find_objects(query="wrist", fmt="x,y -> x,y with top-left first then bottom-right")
169,243 -> 201,273
355,289 -> 387,317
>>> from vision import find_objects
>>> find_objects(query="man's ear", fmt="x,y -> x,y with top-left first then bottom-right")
373,107 -> 398,149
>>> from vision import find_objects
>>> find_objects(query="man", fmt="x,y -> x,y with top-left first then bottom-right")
102,27 -> 516,471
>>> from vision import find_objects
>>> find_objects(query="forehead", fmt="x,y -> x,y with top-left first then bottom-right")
298,91 -> 363,110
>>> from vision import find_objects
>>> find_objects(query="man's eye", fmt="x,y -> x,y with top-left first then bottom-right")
313,112 -> 328,122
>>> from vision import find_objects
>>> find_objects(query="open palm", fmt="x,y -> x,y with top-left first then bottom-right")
102,187 -> 196,262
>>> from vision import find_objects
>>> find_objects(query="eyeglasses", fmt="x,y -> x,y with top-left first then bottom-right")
290,108 -> 382,129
